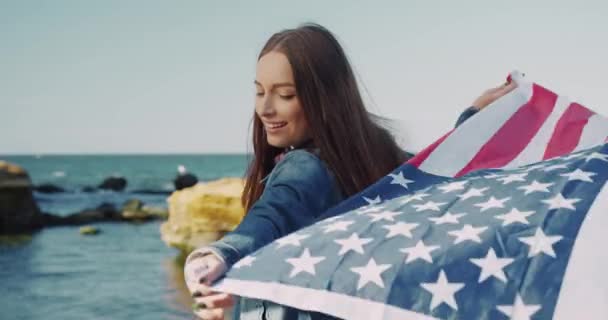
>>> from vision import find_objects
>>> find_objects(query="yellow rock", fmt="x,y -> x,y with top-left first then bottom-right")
0,160 -> 26,175
160,178 -> 246,253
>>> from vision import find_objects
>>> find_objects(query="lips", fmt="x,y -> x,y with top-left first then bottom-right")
265,122 -> 287,130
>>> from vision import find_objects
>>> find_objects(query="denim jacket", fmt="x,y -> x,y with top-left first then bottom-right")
186,106 -> 479,320
199,149 -> 345,269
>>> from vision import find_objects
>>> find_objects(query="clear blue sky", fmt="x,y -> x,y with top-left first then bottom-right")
1,0 -> 607,154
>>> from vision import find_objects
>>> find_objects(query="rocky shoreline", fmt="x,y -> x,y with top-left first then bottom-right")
1,160 -> 246,254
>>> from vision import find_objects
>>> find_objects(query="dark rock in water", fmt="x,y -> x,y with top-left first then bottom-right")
98,177 -> 127,191
42,200 -> 167,227
0,161 -> 44,234
35,183 -> 65,193
81,186 -> 97,193
130,189 -> 172,195
174,173 -> 198,190
43,202 -> 122,226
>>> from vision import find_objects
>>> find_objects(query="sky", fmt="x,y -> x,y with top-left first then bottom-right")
1,0 -> 607,155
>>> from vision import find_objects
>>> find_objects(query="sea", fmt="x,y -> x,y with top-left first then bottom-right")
0,154 -> 249,320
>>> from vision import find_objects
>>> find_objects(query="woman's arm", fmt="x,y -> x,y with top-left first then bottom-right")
189,149 -> 341,268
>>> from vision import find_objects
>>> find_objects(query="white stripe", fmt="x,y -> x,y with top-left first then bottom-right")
214,278 -> 438,320
553,181 -> 608,320
574,114 -> 608,152
504,95 -> 571,169
418,82 -> 533,177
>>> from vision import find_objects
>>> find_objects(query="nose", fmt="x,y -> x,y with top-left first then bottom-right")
257,94 -> 276,118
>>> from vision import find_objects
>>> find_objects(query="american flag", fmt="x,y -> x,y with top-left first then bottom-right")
213,72 -> 608,319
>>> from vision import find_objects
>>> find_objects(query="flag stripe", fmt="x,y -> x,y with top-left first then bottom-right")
407,130 -> 453,168
504,94 -> 571,168
455,84 -> 558,176
553,182 -> 608,320
574,114 -> 608,152
215,279 -> 439,320
543,102 -> 595,160
417,82 -> 533,177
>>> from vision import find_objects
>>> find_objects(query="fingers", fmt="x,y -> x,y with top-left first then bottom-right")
194,292 -> 235,309
191,293 -> 233,320
193,306 -> 225,320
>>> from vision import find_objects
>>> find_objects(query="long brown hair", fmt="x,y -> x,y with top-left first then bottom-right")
242,23 -> 408,211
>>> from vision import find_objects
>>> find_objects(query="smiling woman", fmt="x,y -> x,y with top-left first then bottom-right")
254,51 -> 310,149
183,23 -> 511,320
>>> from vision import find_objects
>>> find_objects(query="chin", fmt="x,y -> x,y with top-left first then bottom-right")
267,138 -> 288,149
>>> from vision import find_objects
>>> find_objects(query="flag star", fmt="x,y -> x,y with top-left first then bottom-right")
413,201 -> 447,212
495,208 -> 535,226
233,255 -> 256,269
285,248 -> 325,277
356,205 -> 385,215
438,181 -> 468,193
497,294 -> 541,320
429,212 -> 466,225
388,171 -> 415,189
517,180 -> 553,195
497,173 -> 528,185
322,215 -> 342,223
448,224 -> 488,244
522,163 -> 547,172
322,220 -> 355,233
350,258 -> 391,290
383,221 -> 419,238
420,270 -> 465,310
458,187 -> 488,200
560,168 -> 596,182
276,233 -> 310,248
474,196 -> 511,212
542,163 -> 569,172
484,172 -> 506,179
541,193 -> 581,211
369,210 -> 402,222
363,195 -> 382,205
400,240 -> 440,264
334,233 -> 373,255
584,151 -> 608,163
399,192 -> 430,205
518,228 -> 563,258
470,248 -> 514,283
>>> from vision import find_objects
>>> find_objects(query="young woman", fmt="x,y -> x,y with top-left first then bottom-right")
184,23 -> 516,320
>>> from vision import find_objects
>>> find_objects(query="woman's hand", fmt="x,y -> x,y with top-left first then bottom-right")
471,81 -> 518,111
184,253 -> 233,320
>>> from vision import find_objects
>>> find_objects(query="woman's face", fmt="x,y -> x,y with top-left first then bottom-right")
255,51 -> 310,148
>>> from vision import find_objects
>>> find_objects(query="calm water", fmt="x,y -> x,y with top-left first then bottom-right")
0,154 -> 248,319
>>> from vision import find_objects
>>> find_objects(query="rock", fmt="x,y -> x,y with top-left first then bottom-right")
35,183 -> 65,193
122,199 -> 143,212
0,161 -> 44,234
174,173 -> 198,191
79,225 -> 100,235
43,203 -> 122,226
130,189 -> 172,195
120,199 -> 167,222
160,178 -> 246,253
98,176 -> 127,191
81,186 -> 97,193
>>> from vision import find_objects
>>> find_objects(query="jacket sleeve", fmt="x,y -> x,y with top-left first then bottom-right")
455,106 -> 479,128
194,150 -> 339,267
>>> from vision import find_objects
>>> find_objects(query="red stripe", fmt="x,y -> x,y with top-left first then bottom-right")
543,103 -> 595,159
406,130 -> 453,168
455,84 -> 558,177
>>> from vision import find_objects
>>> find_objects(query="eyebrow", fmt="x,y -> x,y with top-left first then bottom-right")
254,80 -> 295,89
